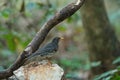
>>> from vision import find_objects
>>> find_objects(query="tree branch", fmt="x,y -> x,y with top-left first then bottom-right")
0,0 -> 85,79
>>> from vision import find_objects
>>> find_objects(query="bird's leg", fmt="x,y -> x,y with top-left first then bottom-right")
46,57 -> 52,66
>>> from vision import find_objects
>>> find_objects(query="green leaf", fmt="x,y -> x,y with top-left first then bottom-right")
3,32 -> 16,51
93,69 -> 117,80
91,61 -> 101,67
113,57 -> 120,64
1,9 -> 11,18
1,49 -> 13,57
0,66 -> 4,71
57,26 -> 67,31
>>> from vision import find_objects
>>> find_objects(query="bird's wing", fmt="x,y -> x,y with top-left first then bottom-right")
27,43 -> 57,59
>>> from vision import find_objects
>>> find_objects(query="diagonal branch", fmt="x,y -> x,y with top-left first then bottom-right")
0,0 -> 85,79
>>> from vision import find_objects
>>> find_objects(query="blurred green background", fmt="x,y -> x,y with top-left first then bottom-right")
0,0 -> 120,80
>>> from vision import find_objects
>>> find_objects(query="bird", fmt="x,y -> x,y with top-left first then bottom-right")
24,37 -> 63,65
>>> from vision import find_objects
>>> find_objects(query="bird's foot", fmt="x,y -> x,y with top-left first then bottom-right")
47,60 -> 52,66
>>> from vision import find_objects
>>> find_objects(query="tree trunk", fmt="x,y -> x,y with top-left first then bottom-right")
80,0 -> 120,75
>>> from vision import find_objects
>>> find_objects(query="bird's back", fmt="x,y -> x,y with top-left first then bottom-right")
32,42 -> 57,56
25,41 -> 58,62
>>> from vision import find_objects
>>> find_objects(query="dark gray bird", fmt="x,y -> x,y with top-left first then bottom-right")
24,37 -> 63,65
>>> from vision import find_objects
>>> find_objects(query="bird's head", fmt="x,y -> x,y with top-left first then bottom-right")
52,37 -> 64,44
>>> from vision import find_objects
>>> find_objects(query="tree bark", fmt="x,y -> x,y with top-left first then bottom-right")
80,0 -> 120,75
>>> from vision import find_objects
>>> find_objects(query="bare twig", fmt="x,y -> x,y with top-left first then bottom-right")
0,0 -> 85,79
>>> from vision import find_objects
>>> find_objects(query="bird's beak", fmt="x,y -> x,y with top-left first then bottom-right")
60,37 -> 64,40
